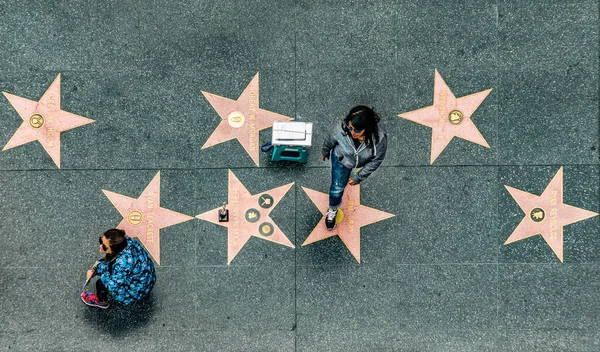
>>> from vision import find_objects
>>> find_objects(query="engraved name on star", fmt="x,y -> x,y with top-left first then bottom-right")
200,72 -> 293,166
2,74 -> 95,167
102,172 -> 194,265
196,170 -> 294,264
302,185 -> 395,263
398,69 -> 492,164
504,167 -> 598,262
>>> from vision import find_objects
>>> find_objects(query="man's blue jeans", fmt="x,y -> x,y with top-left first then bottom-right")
329,152 -> 352,208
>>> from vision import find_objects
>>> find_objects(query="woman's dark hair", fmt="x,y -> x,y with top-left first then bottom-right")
103,228 -> 128,262
343,105 -> 381,148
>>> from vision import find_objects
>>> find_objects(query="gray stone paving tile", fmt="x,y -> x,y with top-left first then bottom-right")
0,170 -> 112,268
196,70 -> 295,169
0,72 -> 98,170
498,1 -> 599,165
0,332 -> 18,352
0,1 -> 97,72
135,0 -> 295,72
192,330 -> 295,352
498,329 -> 600,352
396,0 -> 498,71
296,67 -> 400,167
297,328 -> 497,352
396,67 -> 498,166
296,264 -> 497,332
195,265 -> 295,331
196,167 -> 297,266
296,0 -> 397,69
90,0 -> 143,72
0,72 -> 57,169
499,165 -> 599,263
1,266 -> 190,335
92,70 -> 201,170
0,170 -> 196,268
81,266 -> 196,332
194,168 -> 231,264
99,169 -> 197,267
296,166 -> 497,265
395,1 -> 498,166
0,267 -> 88,333
295,166 -> 398,265
0,1 -> 145,73
10,329 -> 295,352
498,264 -> 600,330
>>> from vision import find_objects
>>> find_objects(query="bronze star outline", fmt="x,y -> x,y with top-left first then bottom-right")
2,74 -> 95,168
102,172 -> 194,265
398,69 -> 492,164
301,185 -> 395,263
201,72 -> 293,166
504,167 -> 598,262
196,170 -> 295,264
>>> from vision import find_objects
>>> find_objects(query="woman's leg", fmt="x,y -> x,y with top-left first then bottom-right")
95,277 -> 109,302
328,152 -> 352,209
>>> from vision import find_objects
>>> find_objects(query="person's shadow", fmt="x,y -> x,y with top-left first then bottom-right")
81,277 -> 156,336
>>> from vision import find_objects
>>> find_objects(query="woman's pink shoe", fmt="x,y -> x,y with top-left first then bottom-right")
80,291 -> 109,309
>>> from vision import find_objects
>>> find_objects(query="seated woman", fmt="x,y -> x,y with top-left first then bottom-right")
81,229 -> 156,308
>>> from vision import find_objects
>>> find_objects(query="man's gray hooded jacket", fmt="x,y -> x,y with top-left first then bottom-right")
321,121 -> 387,184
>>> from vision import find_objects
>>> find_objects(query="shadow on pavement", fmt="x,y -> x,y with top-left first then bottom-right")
82,293 -> 156,337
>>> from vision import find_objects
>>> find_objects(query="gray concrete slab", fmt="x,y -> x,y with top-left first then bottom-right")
396,0 -> 498,166
295,166 -> 498,265
296,264 -> 497,332
296,0 -> 397,69
298,328 -> 498,352
498,329 -> 600,352
195,265 -> 295,331
497,1 -> 599,165
498,264 -> 600,330
195,167 -> 297,265
0,332 -> 18,352
499,165 -> 599,263
136,0 -> 295,72
10,330 -> 295,352
0,72 -> 99,169
195,70 -> 295,169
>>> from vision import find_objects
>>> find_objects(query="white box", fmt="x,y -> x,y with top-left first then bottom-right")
272,121 -> 313,147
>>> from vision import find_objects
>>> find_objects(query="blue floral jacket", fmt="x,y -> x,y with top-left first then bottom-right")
95,236 -> 156,305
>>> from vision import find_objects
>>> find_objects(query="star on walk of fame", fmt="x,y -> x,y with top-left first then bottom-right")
201,72 -> 293,166
504,167 -> 598,262
2,74 -> 95,167
103,172 -> 194,265
398,69 -> 492,164
197,170 -> 294,264
302,185 -> 395,263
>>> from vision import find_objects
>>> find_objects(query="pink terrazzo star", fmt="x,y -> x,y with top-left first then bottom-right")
302,185 -> 395,263
504,167 -> 598,262
196,170 -> 294,264
102,172 -> 194,265
2,74 -> 95,168
201,72 -> 293,166
398,69 -> 492,164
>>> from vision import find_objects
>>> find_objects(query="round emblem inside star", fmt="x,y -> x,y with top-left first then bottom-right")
127,210 -> 144,226
258,222 -> 274,236
530,208 -> 545,222
29,114 -> 45,128
245,208 -> 260,223
228,111 -> 246,128
258,194 -> 274,209
448,110 -> 464,125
